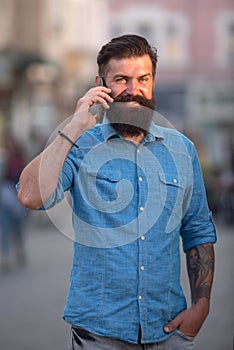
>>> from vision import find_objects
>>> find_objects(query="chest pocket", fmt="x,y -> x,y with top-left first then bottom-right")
159,172 -> 186,233
84,167 -> 133,214
87,168 -> 122,200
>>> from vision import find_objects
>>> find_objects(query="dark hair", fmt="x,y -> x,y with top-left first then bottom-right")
97,34 -> 158,78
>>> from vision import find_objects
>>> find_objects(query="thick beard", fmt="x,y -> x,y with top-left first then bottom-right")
106,95 -> 156,137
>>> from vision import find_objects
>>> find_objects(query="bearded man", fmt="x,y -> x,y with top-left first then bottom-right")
18,34 -> 216,350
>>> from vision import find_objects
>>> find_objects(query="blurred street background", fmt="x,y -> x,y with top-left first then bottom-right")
0,215 -> 233,350
0,0 -> 233,349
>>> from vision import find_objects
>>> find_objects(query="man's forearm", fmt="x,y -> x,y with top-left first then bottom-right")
186,243 -> 215,306
164,242 -> 215,336
18,121 -> 85,209
18,134 -> 72,209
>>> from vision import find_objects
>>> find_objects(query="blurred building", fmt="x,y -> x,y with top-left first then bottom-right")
0,0 -> 233,219
0,0 -> 109,154
108,0 -> 234,172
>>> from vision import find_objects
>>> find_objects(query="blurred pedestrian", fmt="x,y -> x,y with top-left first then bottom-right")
0,136 -> 27,270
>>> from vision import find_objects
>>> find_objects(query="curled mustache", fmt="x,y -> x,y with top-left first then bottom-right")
106,94 -> 155,137
112,94 -> 155,110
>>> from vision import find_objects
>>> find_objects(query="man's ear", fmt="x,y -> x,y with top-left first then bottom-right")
95,76 -> 102,86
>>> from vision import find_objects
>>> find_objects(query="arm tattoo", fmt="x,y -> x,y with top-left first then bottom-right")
186,243 -> 215,304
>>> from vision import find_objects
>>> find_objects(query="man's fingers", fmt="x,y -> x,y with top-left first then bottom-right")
164,315 -> 182,333
76,87 -> 113,110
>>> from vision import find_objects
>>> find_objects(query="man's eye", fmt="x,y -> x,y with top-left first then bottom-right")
115,77 -> 127,84
139,76 -> 150,83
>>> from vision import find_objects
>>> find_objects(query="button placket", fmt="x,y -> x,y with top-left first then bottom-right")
136,145 -> 147,326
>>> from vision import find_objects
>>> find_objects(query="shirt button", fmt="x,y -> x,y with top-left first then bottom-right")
138,295 -> 143,300
173,178 -> 177,184
140,265 -> 145,271
139,176 -> 143,182
137,149 -> 140,154
140,236 -> 145,241
140,206 -> 144,211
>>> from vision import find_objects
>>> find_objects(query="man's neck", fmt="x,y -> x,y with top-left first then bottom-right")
122,132 -> 145,144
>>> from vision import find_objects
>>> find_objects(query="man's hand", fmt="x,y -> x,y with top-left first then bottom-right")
76,86 -> 113,110
164,298 -> 209,337
71,86 -> 113,133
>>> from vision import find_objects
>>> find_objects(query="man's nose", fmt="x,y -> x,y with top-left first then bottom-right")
126,80 -> 140,95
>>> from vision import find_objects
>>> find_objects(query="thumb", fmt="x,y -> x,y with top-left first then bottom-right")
164,315 -> 182,334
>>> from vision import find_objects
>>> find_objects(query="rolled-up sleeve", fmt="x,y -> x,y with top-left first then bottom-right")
180,146 -> 217,252
41,150 -> 77,210
40,173 -> 65,210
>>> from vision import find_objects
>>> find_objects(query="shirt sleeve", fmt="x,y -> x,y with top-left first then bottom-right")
41,149 -> 77,210
180,144 -> 217,252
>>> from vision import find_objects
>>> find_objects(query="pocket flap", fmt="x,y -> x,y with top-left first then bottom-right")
159,172 -> 184,188
87,167 -> 121,182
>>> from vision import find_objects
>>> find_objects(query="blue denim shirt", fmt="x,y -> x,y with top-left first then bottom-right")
43,122 -> 216,344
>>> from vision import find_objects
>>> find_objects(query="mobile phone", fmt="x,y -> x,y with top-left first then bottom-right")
89,78 -> 108,123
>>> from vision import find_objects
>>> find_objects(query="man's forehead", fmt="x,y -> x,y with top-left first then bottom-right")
105,55 -> 153,76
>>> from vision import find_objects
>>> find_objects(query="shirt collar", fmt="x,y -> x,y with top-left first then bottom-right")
101,118 -> 164,143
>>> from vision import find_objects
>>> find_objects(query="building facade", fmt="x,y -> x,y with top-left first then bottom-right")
0,0 -> 233,219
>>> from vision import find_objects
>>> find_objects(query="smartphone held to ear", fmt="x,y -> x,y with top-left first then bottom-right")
89,78 -> 110,123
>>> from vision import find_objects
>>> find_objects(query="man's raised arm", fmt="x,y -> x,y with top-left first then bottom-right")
18,86 -> 113,209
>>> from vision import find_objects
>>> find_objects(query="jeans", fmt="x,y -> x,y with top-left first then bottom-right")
68,326 -> 195,350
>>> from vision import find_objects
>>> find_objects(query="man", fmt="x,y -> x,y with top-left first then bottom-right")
18,34 -> 216,350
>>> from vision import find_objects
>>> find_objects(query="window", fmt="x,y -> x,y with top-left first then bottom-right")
0,0 -> 14,48
165,23 -> 180,61
137,23 -> 152,42
110,6 -> 189,68
227,22 -> 234,64
216,12 -> 234,67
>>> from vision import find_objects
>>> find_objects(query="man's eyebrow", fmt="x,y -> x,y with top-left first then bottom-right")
113,74 -> 129,79
139,73 -> 152,79
113,73 -> 152,79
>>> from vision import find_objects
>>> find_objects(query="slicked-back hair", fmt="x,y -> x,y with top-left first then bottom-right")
97,34 -> 158,78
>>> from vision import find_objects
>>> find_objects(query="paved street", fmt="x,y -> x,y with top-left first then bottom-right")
0,213 -> 233,350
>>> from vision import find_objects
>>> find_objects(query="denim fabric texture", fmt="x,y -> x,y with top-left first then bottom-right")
43,122 -> 216,344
